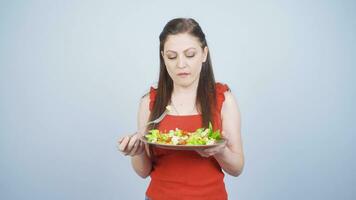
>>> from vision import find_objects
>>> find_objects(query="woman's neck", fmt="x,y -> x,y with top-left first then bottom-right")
170,80 -> 199,115
172,80 -> 199,99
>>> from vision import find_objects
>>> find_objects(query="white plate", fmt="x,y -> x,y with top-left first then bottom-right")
140,136 -> 226,150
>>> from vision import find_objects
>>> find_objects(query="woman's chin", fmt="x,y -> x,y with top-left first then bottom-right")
173,79 -> 198,88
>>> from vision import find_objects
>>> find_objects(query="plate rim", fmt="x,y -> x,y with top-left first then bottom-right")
139,135 -> 226,150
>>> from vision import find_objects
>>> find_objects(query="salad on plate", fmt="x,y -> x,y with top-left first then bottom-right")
143,122 -> 224,149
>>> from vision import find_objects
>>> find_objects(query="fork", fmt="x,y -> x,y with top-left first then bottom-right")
139,105 -> 171,131
117,106 -> 171,150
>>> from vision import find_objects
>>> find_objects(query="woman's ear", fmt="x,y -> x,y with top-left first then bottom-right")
161,51 -> 164,58
203,47 -> 209,62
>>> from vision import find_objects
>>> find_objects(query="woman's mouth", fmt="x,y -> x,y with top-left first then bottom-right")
177,72 -> 190,77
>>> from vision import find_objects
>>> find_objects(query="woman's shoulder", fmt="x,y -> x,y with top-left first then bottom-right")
147,83 -> 158,98
215,82 -> 232,103
140,83 -> 158,112
215,82 -> 230,97
215,82 -> 238,110
141,83 -> 158,100
215,82 -> 231,93
216,82 -> 239,115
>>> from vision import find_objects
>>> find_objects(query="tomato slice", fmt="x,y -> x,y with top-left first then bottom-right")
178,140 -> 187,145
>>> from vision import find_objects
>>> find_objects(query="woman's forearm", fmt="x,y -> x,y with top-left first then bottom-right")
214,147 -> 244,177
131,151 -> 152,178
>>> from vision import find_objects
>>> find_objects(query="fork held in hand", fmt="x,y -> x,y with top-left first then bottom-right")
138,105 -> 171,131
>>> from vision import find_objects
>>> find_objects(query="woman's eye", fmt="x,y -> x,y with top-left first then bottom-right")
186,53 -> 195,58
168,57 -> 176,60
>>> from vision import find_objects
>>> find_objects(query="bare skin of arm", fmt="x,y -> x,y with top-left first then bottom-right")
196,91 -> 245,177
118,95 -> 152,178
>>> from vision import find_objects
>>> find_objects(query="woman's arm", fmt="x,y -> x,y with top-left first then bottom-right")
215,91 -> 244,176
118,94 -> 152,178
197,91 -> 245,177
130,94 -> 152,178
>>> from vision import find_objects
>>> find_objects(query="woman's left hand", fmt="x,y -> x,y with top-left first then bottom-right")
196,139 -> 227,157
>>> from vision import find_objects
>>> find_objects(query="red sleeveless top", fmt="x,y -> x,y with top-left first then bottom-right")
146,83 -> 230,200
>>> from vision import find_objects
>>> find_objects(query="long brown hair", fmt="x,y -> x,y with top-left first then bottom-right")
149,18 -> 217,129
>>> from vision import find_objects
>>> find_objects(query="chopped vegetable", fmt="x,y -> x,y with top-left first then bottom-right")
145,122 -> 221,145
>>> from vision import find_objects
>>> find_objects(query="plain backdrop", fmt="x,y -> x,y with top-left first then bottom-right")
0,0 -> 355,199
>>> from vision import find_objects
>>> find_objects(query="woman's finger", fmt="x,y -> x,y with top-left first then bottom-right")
136,142 -> 145,155
201,153 -> 210,157
203,146 -> 218,154
129,140 -> 140,156
119,136 -> 130,152
126,134 -> 139,153
117,137 -> 124,150
196,150 -> 209,157
118,137 -> 124,144
202,141 -> 227,156
137,141 -> 146,155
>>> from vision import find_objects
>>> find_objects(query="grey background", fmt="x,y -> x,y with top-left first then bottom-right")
1,0 -> 355,199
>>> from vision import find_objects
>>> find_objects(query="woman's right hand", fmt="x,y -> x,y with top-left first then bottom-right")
118,133 -> 145,156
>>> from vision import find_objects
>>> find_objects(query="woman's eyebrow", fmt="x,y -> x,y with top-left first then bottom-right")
165,47 -> 197,53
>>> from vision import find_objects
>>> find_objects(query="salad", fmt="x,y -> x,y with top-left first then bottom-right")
145,122 -> 222,146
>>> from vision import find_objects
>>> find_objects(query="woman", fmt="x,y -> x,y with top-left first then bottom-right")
118,18 -> 244,200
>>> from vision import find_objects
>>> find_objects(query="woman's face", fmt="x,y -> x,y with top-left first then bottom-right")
161,33 -> 208,87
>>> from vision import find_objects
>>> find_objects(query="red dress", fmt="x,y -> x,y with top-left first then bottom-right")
146,83 -> 230,200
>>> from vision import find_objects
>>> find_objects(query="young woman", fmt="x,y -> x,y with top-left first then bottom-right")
118,18 -> 244,200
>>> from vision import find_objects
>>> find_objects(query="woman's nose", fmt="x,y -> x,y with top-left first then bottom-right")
176,56 -> 187,69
